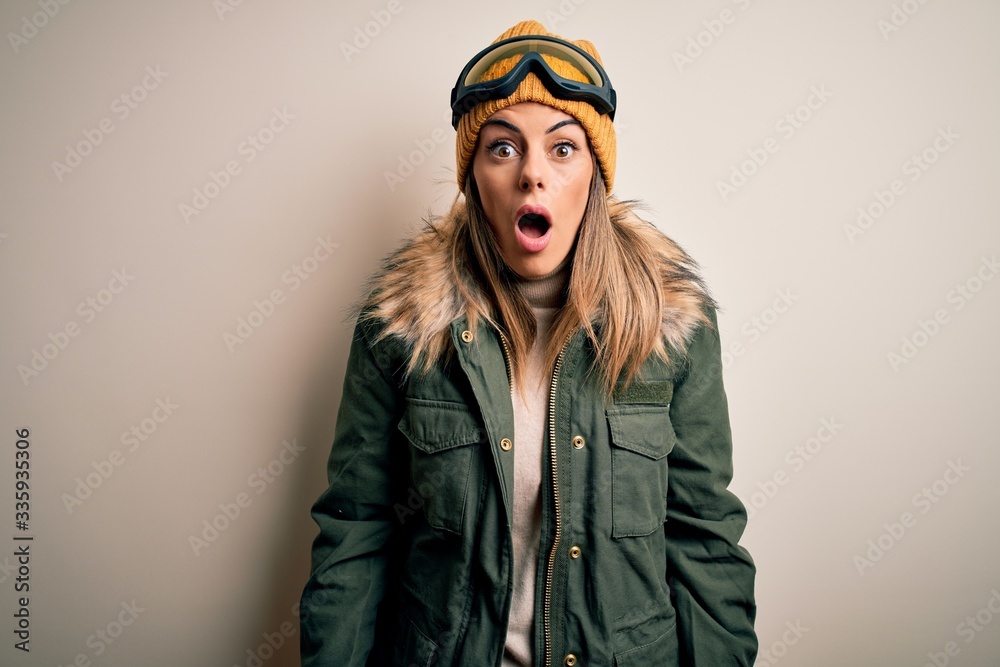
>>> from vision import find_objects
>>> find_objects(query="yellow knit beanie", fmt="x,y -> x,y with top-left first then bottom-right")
455,20 -> 616,194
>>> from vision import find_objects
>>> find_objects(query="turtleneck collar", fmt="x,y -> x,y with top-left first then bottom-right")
511,252 -> 572,309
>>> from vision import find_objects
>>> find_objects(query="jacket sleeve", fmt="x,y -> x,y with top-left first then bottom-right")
665,306 -> 758,665
299,317 -> 407,666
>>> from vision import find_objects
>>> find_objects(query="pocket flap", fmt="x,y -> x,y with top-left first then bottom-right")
606,406 -> 676,460
397,399 -> 483,454
613,379 -> 673,405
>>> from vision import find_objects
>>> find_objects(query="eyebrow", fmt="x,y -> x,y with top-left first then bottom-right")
481,118 -> 582,134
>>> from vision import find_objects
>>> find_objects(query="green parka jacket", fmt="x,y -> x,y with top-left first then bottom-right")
299,199 -> 757,666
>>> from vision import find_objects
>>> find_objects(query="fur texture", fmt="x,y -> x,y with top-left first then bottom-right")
352,195 -> 715,382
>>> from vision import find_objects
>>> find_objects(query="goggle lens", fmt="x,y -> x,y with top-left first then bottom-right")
450,34 -> 616,129
463,37 -> 604,89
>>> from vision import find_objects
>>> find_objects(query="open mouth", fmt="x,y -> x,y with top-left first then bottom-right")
514,205 -> 553,253
517,213 -> 551,239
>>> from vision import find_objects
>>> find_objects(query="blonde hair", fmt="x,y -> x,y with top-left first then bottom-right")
354,152 -> 714,402
456,152 -> 714,401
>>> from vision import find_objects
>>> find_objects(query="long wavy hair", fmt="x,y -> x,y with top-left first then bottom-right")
454,152 -> 714,401
354,149 -> 714,402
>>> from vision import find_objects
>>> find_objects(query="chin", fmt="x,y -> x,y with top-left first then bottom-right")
511,255 -> 556,279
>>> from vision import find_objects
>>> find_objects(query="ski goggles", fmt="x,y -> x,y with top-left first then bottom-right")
450,34 -> 617,129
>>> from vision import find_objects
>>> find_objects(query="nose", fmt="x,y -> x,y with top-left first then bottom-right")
519,146 -> 546,192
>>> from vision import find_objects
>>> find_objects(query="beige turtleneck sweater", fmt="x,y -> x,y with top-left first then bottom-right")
502,254 -> 571,667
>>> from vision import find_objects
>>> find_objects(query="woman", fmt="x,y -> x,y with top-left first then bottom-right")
300,19 -> 757,666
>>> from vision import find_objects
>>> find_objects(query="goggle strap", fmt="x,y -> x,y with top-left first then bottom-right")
451,52 -> 616,128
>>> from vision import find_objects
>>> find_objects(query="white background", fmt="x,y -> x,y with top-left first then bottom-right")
1,1 -> 998,665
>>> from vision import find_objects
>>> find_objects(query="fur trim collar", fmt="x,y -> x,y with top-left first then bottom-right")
357,196 -> 713,363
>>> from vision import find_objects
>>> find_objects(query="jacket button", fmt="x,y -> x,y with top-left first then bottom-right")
569,545 -> 582,559
461,330 -> 473,343
564,654 -> 578,666
500,438 -> 513,451
572,435 -> 585,449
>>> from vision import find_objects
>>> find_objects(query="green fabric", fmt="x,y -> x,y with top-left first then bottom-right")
300,306 -> 757,666
613,379 -> 673,405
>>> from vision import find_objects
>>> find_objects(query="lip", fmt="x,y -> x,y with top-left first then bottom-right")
514,204 -> 553,253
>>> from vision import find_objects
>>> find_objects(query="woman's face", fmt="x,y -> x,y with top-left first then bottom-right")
472,102 -> 594,279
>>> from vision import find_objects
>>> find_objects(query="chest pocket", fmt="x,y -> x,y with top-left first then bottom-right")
606,400 -> 676,538
397,398 -> 483,535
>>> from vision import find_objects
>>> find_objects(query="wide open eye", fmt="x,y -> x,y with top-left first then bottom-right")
487,140 -> 516,159
554,142 -> 577,158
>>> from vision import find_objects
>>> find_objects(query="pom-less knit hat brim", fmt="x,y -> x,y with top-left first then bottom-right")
455,20 -> 616,194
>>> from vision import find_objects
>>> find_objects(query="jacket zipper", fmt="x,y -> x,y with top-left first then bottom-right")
495,324 -> 571,667
544,336 -> 570,667
496,329 -> 514,399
